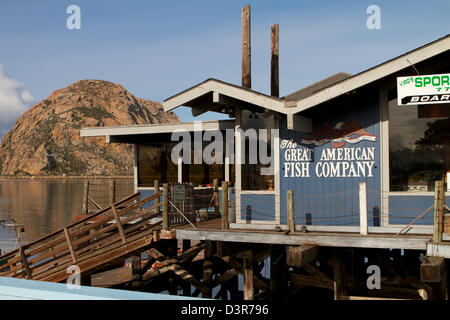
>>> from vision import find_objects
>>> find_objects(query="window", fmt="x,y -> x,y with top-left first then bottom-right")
182,142 -> 225,186
137,143 -> 178,187
241,110 -> 275,191
389,100 -> 450,192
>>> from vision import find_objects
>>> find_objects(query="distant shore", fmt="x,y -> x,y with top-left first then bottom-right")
0,175 -> 133,180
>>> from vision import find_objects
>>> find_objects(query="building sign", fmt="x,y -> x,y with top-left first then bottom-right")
282,122 -> 377,178
397,73 -> 450,105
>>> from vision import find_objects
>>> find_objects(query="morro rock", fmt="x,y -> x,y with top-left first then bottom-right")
0,79 -> 179,176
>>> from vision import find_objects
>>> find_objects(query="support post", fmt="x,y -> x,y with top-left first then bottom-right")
162,183 -> 169,230
333,253 -> 347,300
182,239 -> 191,296
214,179 -> 219,215
154,180 -> 160,215
270,24 -> 279,98
270,244 -> 287,300
433,180 -> 445,242
287,190 -> 294,233
241,5 -> 251,89
82,180 -> 89,214
222,181 -> 229,229
243,251 -> 254,300
359,182 -> 368,235
19,247 -> 32,279
203,241 -> 213,298
109,179 -> 116,205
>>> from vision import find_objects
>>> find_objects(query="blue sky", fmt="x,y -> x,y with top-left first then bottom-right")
0,0 -> 449,135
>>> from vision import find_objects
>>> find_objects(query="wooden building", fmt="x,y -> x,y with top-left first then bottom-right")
79,8 -> 450,299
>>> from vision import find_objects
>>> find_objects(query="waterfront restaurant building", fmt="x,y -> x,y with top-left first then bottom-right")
81,35 -> 450,234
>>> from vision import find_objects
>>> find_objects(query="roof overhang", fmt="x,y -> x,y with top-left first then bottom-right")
288,34 -> 450,114
80,120 -> 235,143
162,78 -> 291,116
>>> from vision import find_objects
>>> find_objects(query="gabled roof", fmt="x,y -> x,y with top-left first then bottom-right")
162,34 -> 450,119
162,78 -> 290,115
288,34 -> 450,114
283,72 -> 352,101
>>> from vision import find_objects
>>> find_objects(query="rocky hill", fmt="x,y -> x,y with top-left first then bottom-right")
0,79 -> 179,176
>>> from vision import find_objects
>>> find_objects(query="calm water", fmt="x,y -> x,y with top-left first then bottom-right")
0,179 -> 133,254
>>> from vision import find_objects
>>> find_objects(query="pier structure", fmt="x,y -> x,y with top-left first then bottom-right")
2,6 -> 450,300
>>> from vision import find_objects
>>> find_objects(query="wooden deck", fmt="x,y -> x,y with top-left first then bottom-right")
175,218 -> 432,250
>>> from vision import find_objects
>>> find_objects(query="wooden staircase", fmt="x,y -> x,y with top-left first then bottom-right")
0,192 -> 163,283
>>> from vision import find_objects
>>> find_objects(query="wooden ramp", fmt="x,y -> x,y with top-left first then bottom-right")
0,192 -> 162,283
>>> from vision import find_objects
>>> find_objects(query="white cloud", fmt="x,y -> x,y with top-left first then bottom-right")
0,65 -> 34,136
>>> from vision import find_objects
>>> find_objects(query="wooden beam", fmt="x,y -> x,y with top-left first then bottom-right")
291,273 -> 333,290
82,181 -> 89,214
421,257 -> 446,283
176,229 -> 429,250
270,24 -> 279,98
241,5 -> 251,89
287,190 -> 295,233
222,181 -> 229,229
111,205 -> 127,244
162,183 -> 169,230
202,259 -> 213,298
433,180 -> 445,242
286,244 -> 319,267
19,247 -> 32,279
91,266 -> 136,287
63,227 -> 78,264
270,244 -> 287,299
242,250 -> 254,300
212,268 -> 238,287
359,182 -> 368,235
154,180 -> 160,215
332,254 -> 347,300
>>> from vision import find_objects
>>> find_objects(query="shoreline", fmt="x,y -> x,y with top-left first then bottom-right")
0,175 -> 133,180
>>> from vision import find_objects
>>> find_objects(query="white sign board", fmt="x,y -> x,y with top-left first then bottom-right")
397,73 -> 450,106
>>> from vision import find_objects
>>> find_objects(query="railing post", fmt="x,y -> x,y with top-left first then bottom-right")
154,180 -> 160,215
287,190 -> 294,233
222,181 -> 229,229
109,179 -> 116,205
82,180 -> 89,214
162,183 -> 169,230
214,179 -> 219,215
433,180 -> 444,242
359,182 -> 368,235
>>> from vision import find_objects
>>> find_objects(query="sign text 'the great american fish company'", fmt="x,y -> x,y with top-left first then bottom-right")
282,145 -> 376,178
281,121 -> 377,179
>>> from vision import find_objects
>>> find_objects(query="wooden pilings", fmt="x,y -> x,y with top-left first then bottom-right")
270,244 -> 287,300
237,250 -> 254,300
82,180 -> 89,214
222,181 -> 229,229
241,5 -> 251,89
109,180 -> 116,205
333,253 -> 347,300
203,241 -> 214,298
270,24 -> 279,98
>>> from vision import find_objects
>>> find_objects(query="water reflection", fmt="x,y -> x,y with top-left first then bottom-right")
0,179 -> 133,253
